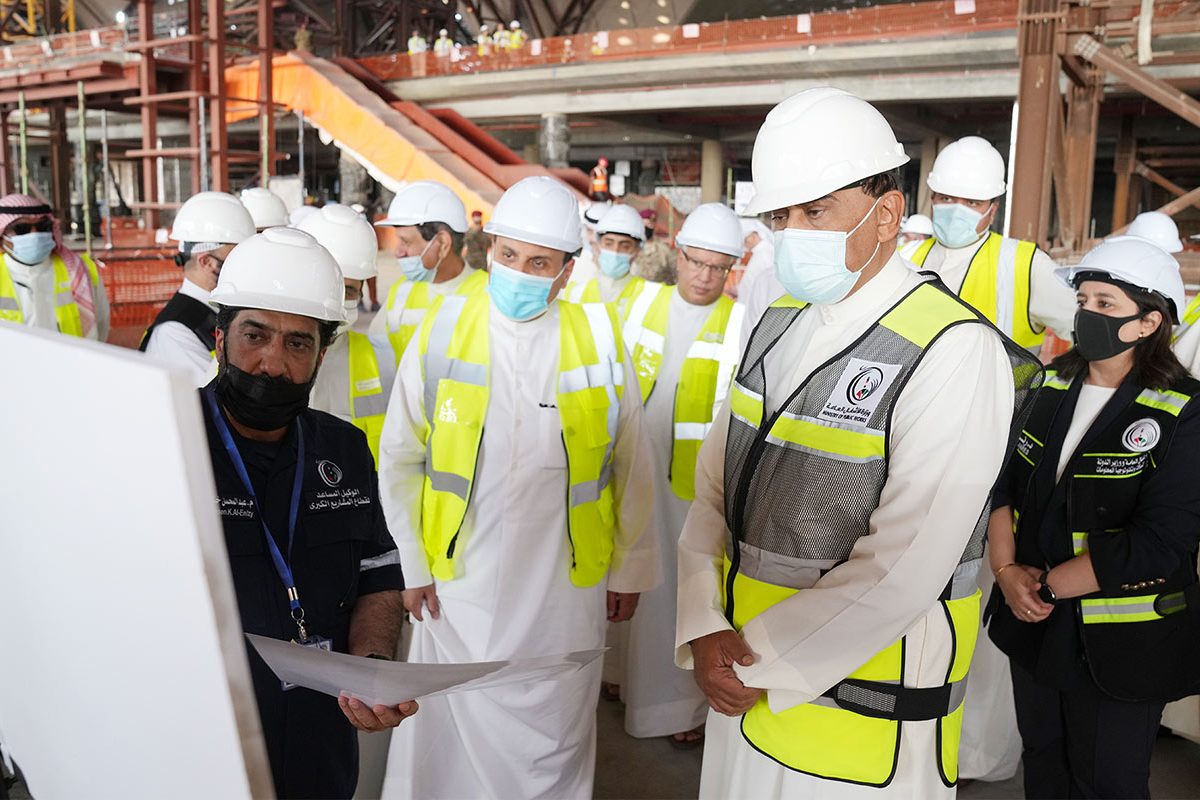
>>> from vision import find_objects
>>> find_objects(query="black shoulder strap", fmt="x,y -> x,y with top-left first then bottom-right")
139,292 -> 217,352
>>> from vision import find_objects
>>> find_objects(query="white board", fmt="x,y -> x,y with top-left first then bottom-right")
0,323 -> 273,799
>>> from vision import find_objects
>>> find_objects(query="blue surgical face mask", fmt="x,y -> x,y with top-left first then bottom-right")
488,260 -> 565,321
773,198 -> 880,305
398,238 -> 437,282
6,231 -> 55,266
932,203 -> 989,249
598,249 -> 632,279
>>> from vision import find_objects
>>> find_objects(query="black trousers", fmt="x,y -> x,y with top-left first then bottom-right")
1011,661 -> 1165,799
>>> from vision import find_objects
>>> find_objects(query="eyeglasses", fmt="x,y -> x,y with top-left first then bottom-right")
679,246 -> 734,277
8,219 -> 53,236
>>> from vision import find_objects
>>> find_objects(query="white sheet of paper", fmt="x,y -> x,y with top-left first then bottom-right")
247,634 -> 604,706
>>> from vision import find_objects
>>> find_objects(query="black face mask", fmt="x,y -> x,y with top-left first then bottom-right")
1074,307 -> 1144,362
214,360 -> 315,432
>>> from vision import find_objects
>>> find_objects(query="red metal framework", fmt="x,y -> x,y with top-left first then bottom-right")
1009,0 -> 1200,253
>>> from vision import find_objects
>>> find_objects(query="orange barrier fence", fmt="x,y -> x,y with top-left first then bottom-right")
98,246 -> 179,348
359,0 -> 1020,82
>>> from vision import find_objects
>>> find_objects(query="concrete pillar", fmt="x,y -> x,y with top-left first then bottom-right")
522,142 -> 540,164
338,150 -> 371,207
700,139 -> 722,204
916,137 -> 938,216
539,113 -> 569,169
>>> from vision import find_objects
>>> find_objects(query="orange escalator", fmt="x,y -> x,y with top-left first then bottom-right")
225,51 -> 590,217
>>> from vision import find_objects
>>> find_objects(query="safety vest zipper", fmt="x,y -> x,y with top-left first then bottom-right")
561,432 -> 576,569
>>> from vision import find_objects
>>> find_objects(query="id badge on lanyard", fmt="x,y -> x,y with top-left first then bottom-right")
205,390 -> 332,690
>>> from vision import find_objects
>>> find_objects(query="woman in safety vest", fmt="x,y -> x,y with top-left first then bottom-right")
987,235 -> 1200,800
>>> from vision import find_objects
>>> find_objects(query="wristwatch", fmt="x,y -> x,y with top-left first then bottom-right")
1037,570 -> 1058,605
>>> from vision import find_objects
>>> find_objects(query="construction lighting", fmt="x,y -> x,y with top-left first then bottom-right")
620,1 -> 630,7
618,16 -> 629,25
656,15 -> 670,24
114,9 -> 126,23
651,32 -> 670,43
657,0 -> 667,6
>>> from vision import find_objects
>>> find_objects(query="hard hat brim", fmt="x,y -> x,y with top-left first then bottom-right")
209,291 -> 346,323
676,235 -> 743,259
744,152 -> 910,215
484,220 -> 580,254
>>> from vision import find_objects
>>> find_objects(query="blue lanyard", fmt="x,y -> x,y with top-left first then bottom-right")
205,389 -> 311,641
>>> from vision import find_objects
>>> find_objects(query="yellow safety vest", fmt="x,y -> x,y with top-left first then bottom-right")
382,269 -> 487,366
0,252 -> 100,337
911,232 -> 1043,349
623,282 -> 743,499
1175,295 -> 1200,342
724,279 -> 1040,786
415,292 -> 626,586
562,275 -> 645,320
345,331 -> 388,466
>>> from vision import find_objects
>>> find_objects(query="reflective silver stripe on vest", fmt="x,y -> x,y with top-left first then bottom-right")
422,296 -> 487,419
570,459 -> 614,508
1137,388 -> 1189,414
761,412 -> 886,464
359,550 -> 401,571
55,289 -> 75,307
995,236 -> 1019,338
352,392 -> 389,419
731,541 -> 829,590
0,296 -> 18,311
422,296 -> 486,502
810,677 -> 968,719
948,559 -> 983,600
388,280 -> 417,327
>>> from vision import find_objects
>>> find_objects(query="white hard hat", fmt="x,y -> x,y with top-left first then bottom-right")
1124,211 -> 1183,254
296,204 -> 379,280
510,20 -> 520,28
484,176 -> 582,253
440,28 -> 448,35
480,24 -> 488,30
288,205 -> 319,228
744,87 -> 909,215
1055,235 -> 1186,323
583,201 -> 612,229
595,204 -> 645,242
901,213 -> 934,236
676,203 -> 744,258
170,191 -> 257,244
927,136 -> 1007,201
377,180 -> 467,233
239,187 -> 290,229
210,227 -> 346,323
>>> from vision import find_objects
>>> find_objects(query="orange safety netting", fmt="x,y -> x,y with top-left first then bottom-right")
225,52 -> 497,216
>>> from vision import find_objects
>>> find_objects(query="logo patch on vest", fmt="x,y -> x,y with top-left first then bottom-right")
317,459 -> 343,487
819,358 -> 903,426
1122,418 -> 1161,453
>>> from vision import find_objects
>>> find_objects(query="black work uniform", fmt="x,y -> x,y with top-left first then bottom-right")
138,290 -> 217,352
203,390 -> 404,800
987,372 -> 1200,799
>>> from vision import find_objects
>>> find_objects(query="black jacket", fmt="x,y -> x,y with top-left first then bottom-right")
202,389 -> 404,799
988,371 -> 1200,702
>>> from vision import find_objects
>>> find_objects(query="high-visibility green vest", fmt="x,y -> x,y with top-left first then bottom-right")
0,252 -> 101,337
382,269 -> 487,366
911,232 -> 1043,349
345,330 -> 388,466
562,275 -> 645,320
723,278 -> 1042,787
415,292 -> 626,586
1175,295 -> 1200,343
622,282 -> 743,499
